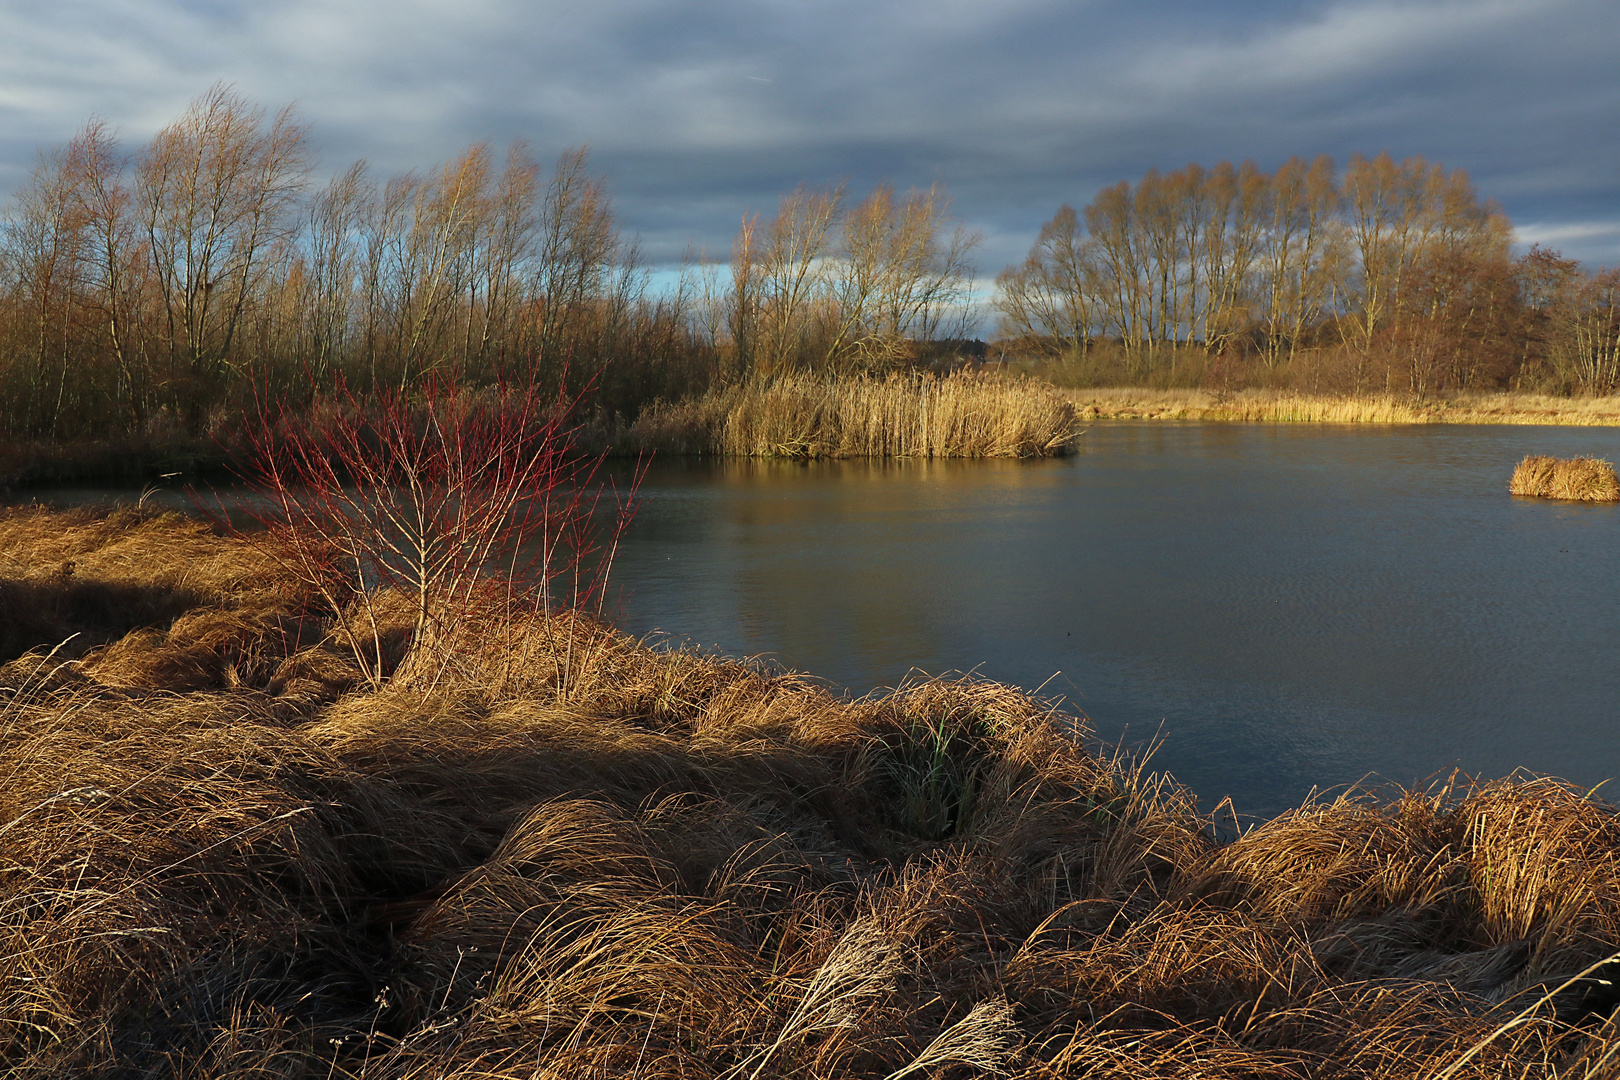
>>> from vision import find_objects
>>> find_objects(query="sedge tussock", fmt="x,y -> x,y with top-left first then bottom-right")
1184,790 -> 1462,928
1509,455 -> 1620,501
4,506 -> 1620,1078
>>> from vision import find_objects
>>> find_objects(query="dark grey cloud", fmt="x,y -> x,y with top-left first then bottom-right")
1,0 -> 1615,275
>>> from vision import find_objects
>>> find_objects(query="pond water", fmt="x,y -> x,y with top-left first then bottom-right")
16,422 -> 1620,820
600,423 -> 1620,819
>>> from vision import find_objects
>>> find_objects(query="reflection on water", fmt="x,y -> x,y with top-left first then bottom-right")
602,423 -> 1620,819
15,422 -> 1620,819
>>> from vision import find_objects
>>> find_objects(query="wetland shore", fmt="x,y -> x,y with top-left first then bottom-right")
2,505 -> 1620,1077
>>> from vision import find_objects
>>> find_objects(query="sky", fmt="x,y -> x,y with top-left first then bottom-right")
1,0 -> 1616,281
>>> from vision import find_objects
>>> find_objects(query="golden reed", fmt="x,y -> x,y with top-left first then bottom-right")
1066,387 -> 1620,426
1509,455 -> 1620,501
626,371 -> 1080,458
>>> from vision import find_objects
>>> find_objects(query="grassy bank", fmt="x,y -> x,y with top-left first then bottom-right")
625,371 -> 1080,458
1063,387 -> 1620,425
4,506 -> 1620,1077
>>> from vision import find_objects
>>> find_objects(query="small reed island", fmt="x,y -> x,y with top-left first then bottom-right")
4,504 -> 1620,1079
1509,455 -> 1620,502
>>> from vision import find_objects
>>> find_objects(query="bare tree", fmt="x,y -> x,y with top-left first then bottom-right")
470,143 -> 540,373
1343,151 -> 1436,355
397,143 -> 490,386
532,147 -> 620,367
304,160 -> 369,383
755,185 -> 842,373
993,204 -> 1093,358
136,84 -> 310,392
729,213 -> 760,379
1085,181 -> 1153,370
1551,268 -> 1620,394
1201,161 -> 1267,354
66,120 -> 153,428
5,144 -> 87,435
829,184 -> 977,370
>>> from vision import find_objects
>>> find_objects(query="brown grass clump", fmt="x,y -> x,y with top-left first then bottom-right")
629,371 -> 1080,458
1509,455 -> 1620,501
4,505 -> 1620,1077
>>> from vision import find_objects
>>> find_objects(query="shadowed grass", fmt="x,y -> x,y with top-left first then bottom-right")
3,506 -> 1620,1077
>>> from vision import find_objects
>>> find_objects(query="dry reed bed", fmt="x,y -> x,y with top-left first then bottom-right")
627,372 -> 1081,458
1065,388 -> 1620,426
4,507 -> 1620,1077
1509,456 -> 1620,502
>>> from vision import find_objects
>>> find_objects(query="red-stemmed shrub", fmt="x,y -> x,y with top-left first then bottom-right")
213,372 -> 636,692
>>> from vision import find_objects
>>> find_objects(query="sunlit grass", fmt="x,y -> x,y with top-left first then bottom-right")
1509,455 -> 1620,501
1065,387 -> 1620,426
627,371 -> 1081,458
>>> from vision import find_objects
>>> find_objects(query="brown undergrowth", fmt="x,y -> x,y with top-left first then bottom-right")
4,507 -> 1620,1077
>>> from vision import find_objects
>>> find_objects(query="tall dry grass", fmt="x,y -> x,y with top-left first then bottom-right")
4,506 -> 1620,1077
1509,456 -> 1620,501
1065,387 -> 1620,426
627,371 -> 1080,458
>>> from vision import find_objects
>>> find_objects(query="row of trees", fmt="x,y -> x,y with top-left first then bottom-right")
708,183 -> 979,377
0,87 -> 986,443
0,86 -> 714,441
994,155 -> 1620,396
3,87 -> 1618,444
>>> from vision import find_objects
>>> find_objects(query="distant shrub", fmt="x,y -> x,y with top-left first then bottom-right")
1508,455 -> 1620,501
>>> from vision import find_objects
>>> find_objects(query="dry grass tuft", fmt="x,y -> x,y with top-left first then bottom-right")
1509,455 -> 1620,501
3,505 -> 1620,1077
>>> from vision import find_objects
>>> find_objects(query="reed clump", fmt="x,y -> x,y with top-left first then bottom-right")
6,505 -> 1620,1077
1509,455 -> 1620,501
627,371 -> 1080,458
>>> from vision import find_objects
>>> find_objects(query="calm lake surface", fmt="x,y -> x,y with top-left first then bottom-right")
600,423 -> 1620,819
17,422 -> 1620,820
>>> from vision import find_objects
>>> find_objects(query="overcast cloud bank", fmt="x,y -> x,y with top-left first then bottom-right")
2,0 -> 1615,272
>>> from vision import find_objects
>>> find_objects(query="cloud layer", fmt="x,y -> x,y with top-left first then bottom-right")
2,0 -> 1615,272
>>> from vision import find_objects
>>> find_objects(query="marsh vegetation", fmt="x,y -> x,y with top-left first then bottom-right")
623,371 -> 1078,459
5,505 -> 1620,1077
1509,455 -> 1620,502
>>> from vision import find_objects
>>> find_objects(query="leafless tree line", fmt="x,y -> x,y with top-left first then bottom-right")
705,183 -> 980,378
0,88 -> 986,444
995,154 -> 1620,396
0,86 -> 705,440
7,88 -> 1617,446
